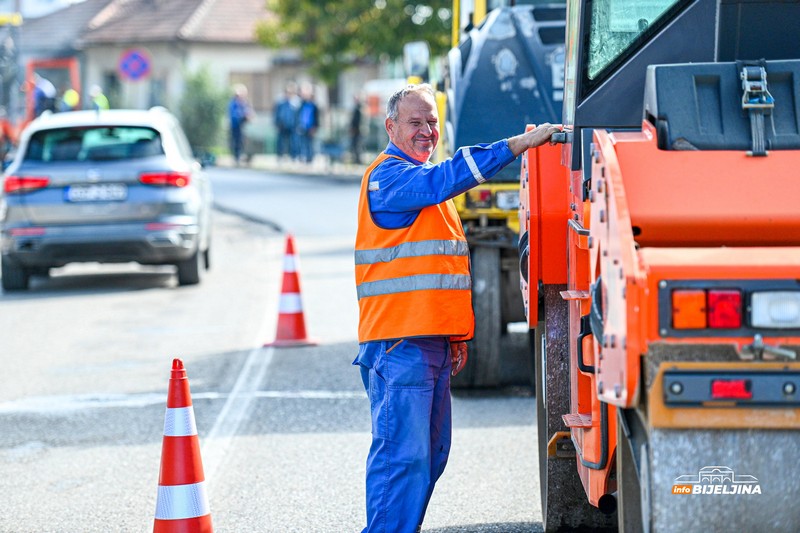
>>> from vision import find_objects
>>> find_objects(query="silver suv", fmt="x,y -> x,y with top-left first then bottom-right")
0,108 -> 212,291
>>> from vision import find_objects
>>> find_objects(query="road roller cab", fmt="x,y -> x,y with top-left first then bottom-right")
519,1 -> 800,531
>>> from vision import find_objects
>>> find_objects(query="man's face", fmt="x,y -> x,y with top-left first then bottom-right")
386,91 -> 439,163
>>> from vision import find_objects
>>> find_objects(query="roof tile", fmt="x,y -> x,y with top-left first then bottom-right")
81,0 -> 269,44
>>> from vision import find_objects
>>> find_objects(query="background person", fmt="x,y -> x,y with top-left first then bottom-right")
353,83 -> 557,533
89,85 -> 109,110
297,82 -> 319,164
274,82 -> 301,160
33,74 -> 57,117
349,94 -> 363,164
60,87 -> 80,112
0,106 -> 16,163
228,83 -> 253,166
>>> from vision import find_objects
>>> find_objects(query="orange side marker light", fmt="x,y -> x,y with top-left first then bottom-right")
672,289 -> 706,329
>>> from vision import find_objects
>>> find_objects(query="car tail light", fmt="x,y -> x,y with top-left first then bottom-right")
4,176 -> 50,194
672,289 -> 706,329
145,222 -> 181,231
711,378 -> 752,400
751,291 -> 800,328
139,171 -> 190,187
9,227 -> 46,236
707,290 -> 742,328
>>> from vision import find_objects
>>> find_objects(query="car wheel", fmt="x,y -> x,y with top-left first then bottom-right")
203,242 -> 211,270
31,267 -> 51,278
2,257 -> 30,291
176,249 -> 201,286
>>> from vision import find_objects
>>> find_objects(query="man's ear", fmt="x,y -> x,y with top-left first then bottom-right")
385,117 -> 394,138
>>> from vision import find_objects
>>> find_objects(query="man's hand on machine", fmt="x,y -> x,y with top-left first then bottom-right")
507,122 -> 561,156
450,341 -> 468,377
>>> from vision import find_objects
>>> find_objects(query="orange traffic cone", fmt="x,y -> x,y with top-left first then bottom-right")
264,234 -> 317,347
153,359 -> 213,533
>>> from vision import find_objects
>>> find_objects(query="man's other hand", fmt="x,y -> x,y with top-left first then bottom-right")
450,341 -> 468,377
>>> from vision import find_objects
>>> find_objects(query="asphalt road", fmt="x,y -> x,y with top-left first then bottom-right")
0,165 -> 542,532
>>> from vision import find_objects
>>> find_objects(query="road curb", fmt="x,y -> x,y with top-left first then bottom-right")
216,154 -> 365,183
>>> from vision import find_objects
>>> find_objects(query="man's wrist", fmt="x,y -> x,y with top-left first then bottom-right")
507,133 -> 531,157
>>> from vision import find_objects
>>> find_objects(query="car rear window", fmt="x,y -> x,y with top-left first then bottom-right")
24,126 -> 164,162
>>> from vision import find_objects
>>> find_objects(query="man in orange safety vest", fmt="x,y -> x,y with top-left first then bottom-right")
353,83 -> 557,533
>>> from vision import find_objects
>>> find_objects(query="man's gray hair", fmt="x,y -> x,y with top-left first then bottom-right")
386,83 -> 435,121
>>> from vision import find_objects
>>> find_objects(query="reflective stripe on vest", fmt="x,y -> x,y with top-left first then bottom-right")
354,239 -> 469,266
357,273 -> 472,299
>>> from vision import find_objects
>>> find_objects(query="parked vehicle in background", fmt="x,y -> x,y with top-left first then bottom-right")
445,0 -> 566,388
0,108 -> 212,291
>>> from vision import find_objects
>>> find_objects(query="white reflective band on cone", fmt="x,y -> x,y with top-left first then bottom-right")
283,254 -> 297,273
163,406 -> 198,437
155,481 -> 210,519
279,293 -> 303,313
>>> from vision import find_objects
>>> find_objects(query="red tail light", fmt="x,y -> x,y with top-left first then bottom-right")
145,222 -> 181,231
139,171 -> 190,187
466,189 -> 493,208
707,290 -> 742,328
9,227 -> 46,236
711,378 -> 752,400
4,176 -> 50,194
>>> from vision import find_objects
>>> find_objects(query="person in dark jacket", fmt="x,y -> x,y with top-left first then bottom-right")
228,84 -> 252,166
349,94 -> 363,164
297,83 -> 319,163
275,82 -> 301,160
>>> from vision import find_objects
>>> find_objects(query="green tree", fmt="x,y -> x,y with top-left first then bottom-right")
257,0 -> 451,85
178,66 -> 227,156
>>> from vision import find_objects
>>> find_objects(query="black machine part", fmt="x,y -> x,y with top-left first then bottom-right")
566,0 -> 800,171
643,59 -> 800,153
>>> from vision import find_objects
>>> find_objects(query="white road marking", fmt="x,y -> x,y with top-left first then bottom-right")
201,343 -> 274,484
0,389 -> 365,414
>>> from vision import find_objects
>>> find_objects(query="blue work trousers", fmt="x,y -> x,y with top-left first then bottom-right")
354,337 -> 453,533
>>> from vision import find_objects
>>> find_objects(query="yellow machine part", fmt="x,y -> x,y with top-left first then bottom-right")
453,182 -> 521,234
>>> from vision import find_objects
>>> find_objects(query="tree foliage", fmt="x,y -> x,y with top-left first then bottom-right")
257,0 -> 452,84
178,66 -> 227,154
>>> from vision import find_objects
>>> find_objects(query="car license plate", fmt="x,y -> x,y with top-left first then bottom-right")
65,183 -> 127,202
496,190 -> 519,210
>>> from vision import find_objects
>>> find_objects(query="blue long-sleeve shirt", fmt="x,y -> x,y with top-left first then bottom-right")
368,140 -> 517,229
228,97 -> 248,129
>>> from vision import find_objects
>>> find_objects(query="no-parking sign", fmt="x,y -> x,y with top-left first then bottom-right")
118,48 -> 151,81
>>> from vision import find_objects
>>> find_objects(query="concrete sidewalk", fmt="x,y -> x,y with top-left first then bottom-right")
216,153 -> 368,182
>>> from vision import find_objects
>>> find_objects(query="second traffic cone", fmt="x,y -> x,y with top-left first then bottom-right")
265,234 -> 317,347
153,359 -> 213,533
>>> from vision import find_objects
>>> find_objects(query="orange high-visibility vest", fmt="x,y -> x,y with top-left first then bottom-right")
355,153 -> 474,343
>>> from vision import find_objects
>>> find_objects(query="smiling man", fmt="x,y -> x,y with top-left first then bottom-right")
353,83 -> 557,533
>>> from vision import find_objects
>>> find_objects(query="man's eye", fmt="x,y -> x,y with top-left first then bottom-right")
428,122 -> 437,127
410,121 -> 421,127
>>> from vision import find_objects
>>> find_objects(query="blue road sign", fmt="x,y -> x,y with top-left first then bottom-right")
119,49 -> 151,82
